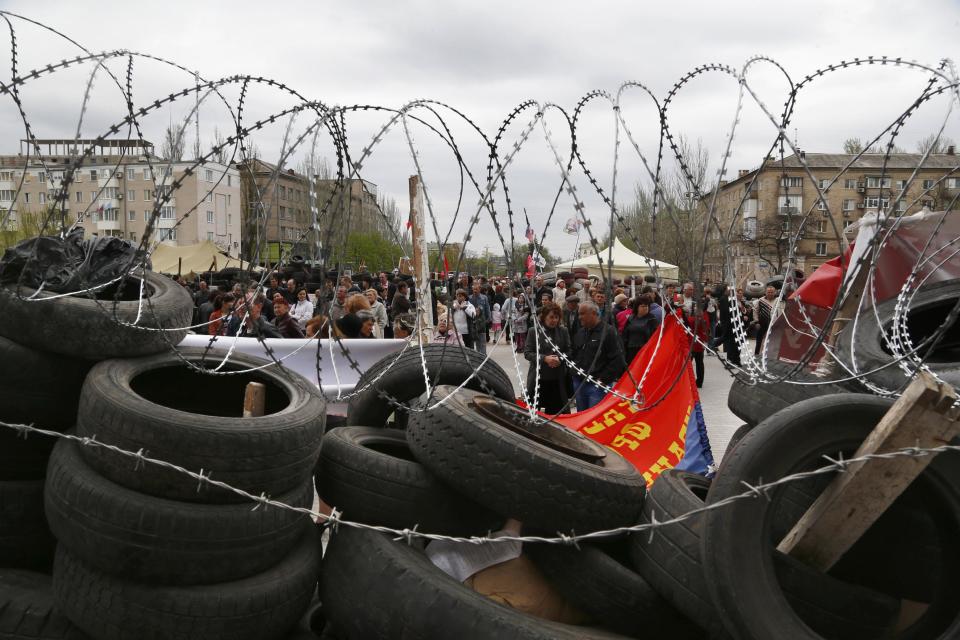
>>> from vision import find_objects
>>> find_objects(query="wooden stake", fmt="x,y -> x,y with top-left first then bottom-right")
778,371 -> 960,571
242,381 -> 266,418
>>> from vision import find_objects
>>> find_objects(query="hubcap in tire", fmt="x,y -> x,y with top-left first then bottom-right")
470,396 -> 607,462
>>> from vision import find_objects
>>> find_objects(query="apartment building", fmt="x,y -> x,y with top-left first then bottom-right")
235,159 -> 315,264
0,139 -> 242,256
700,151 -> 960,284
236,158 -> 386,266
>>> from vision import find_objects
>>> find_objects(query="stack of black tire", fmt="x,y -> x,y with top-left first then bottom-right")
0,271 -> 327,639
631,393 -> 960,639
314,346 -> 960,639
729,279 -> 960,428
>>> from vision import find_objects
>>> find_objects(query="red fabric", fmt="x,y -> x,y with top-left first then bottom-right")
616,308 -> 631,332
681,309 -> 709,352
529,315 -> 700,486
789,247 -> 851,309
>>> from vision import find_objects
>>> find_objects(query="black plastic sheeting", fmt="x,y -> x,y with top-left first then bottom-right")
0,229 -> 149,293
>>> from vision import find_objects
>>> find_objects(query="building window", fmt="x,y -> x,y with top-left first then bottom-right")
127,189 -> 135,201
866,176 -> 892,188
143,168 -> 152,180
742,217 -> 756,240
205,169 -> 214,182
777,195 -> 801,213
102,187 -> 118,199
895,179 -> 907,190
75,191 -> 82,203
842,199 -> 856,211
844,179 -> 857,189
278,186 -> 287,199
38,192 -> 46,204
23,193 -> 29,204
227,175 -> 232,187
207,231 -> 214,241
163,167 -> 172,177
279,206 -> 286,219
817,179 -> 830,190
864,196 -> 890,209
816,220 -> 827,233
780,176 -> 802,188
128,210 -> 136,221
947,178 -> 960,189
205,192 -> 212,203
206,211 -> 214,224
144,190 -> 153,201
815,242 -> 827,256
228,214 -> 232,225
896,199 -> 907,213
127,168 -> 135,180
816,199 -> 827,210
227,194 -> 231,206
145,211 -> 150,221
158,228 -> 177,241
159,206 -> 175,219
89,170 -> 98,181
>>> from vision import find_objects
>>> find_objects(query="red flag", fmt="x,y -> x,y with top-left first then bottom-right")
442,255 -> 450,277
526,315 -> 713,485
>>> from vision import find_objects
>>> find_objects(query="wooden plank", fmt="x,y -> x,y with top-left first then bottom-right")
778,371 -> 960,571
242,381 -> 266,418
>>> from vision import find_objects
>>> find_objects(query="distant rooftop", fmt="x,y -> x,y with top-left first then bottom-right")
17,138 -> 155,157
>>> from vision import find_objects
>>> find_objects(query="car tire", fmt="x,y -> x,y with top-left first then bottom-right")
834,279 -> 960,392
75,348 -> 325,503
53,526 -> 320,640
0,271 -> 193,360
702,394 -> 960,640
44,438 -> 312,585
406,387 -> 646,532
319,526 -> 632,640
347,343 -> 515,428
315,426 -> 501,536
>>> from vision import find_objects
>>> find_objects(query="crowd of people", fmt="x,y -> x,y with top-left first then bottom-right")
178,270 -> 781,414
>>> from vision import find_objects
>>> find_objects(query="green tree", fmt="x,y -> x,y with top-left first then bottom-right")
0,207 -> 62,253
333,231 -> 406,273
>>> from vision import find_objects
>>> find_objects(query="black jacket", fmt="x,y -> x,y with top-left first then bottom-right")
524,324 -> 570,383
572,322 -> 626,385
622,313 -> 659,350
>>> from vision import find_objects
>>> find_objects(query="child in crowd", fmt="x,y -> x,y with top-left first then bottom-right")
491,303 -> 503,343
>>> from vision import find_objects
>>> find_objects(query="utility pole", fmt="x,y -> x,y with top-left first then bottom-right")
409,175 -> 433,341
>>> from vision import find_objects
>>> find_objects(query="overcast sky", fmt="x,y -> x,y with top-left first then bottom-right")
0,0 -> 958,263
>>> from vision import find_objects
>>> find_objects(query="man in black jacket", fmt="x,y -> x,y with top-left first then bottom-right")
571,301 -> 625,410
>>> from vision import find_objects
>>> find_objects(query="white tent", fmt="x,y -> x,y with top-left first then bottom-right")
149,242 -> 261,275
554,238 -> 679,281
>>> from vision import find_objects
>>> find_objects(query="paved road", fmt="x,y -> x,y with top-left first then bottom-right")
485,339 -> 743,464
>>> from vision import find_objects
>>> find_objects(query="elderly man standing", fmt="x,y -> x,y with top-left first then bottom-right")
571,301 -> 625,410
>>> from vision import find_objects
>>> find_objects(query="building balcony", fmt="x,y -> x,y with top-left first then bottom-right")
95,216 -> 120,231
778,206 -> 800,216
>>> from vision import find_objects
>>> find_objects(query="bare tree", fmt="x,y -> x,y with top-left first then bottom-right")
916,134 -> 957,155
843,137 -> 864,154
159,124 -> 185,162
210,127 -> 230,164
